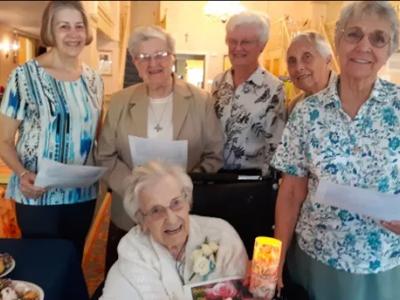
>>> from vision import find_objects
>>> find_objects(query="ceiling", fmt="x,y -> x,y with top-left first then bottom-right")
0,1 -> 47,37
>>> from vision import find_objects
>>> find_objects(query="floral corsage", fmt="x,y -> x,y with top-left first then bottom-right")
189,238 -> 219,281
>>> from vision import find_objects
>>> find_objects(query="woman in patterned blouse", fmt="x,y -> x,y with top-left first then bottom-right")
272,2 -> 400,299
0,1 -> 103,258
212,11 -> 287,176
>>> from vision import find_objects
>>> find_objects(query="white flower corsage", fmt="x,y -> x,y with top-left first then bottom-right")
189,238 -> 219,281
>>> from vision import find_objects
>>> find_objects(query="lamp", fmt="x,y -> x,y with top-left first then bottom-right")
0,31 -> 20,63
203,1 -> 245,23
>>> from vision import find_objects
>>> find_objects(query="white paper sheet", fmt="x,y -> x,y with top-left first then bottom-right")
314,179 -> 400,221
128,136 -> 188,169
34,159 -> 107,188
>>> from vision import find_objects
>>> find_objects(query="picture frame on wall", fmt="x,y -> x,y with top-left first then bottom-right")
98,50 -> 112,76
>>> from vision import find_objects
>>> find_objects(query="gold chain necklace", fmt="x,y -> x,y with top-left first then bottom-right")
149,101 -> 168,132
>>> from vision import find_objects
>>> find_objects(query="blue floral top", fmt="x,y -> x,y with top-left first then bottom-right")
0,59 -> 103,205
271,77 -> 400,274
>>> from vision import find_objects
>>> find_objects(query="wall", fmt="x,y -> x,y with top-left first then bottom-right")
130,1 -> 160,29
160,1 -> 335,90
81,1 -> 129,97
0,25 -> 19,87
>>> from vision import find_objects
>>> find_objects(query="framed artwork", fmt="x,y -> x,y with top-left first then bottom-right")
98,50 -> 112,76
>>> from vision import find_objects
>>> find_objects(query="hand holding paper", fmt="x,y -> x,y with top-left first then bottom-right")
34,159 -> 107,189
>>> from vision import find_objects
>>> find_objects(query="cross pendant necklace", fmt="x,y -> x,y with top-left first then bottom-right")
154,123 -> 163,132
149,100 -> 168,132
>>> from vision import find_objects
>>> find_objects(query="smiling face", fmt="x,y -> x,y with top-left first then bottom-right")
287,37 -> 331,94
133,38 -> 174,88
336,15 -> 391,82
52,8 -> 87,58
226,24 -> 264,69
139,175 -> 190,253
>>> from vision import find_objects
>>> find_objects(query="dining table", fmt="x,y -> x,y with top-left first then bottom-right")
0,238 -> 89,300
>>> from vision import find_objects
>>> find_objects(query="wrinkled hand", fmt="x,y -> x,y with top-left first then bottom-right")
381,221 -> 400,235
242,260 -> 252,287
243,260 -> 283,300
275,263 -> 284,299
19,172 -> 46,199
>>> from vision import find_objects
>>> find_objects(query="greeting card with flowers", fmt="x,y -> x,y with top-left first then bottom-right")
184,276 -> 253,300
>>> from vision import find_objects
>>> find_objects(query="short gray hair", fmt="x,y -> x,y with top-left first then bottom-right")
335,1 -> 399,55
289,31 -> 333,59
123,160 -> 193,224
127,25 -> 176,57
226,11 -> 271,45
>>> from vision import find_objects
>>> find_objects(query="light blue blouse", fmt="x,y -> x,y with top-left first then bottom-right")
0,59 -> 103,205
272,77 -> 400,274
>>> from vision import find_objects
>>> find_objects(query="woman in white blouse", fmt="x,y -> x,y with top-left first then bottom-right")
100,160 -> 248,300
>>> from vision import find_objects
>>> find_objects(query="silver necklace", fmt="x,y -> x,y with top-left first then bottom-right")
149,101 -> 168,132
175,240 -> 187,284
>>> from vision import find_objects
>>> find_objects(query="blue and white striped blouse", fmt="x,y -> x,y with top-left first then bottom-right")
0,59 -> 103,205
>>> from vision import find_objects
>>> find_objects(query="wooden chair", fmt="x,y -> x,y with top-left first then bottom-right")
82,192 -> 111,297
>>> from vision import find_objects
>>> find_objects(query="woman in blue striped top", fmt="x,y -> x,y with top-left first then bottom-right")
0,1 -> 103,258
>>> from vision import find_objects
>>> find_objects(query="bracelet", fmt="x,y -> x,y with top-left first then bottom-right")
19,170 -> 29,178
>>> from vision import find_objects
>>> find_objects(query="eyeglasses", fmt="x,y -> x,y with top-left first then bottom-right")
139,193 -> 187,221
135,50 -> 170,63
341,27 -> 391,48
227,39 -> 259,49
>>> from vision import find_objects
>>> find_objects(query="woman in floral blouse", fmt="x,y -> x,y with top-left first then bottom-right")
212,11 -> 287,176
272,2 -> 400,300
100,160 -> 248,300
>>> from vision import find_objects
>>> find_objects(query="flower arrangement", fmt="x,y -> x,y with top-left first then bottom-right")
189,237 -> 219,281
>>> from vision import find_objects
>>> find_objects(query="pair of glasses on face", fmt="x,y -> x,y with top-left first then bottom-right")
342,26 -> 391,48
140,192 -> 187,222
135,50 -> 170,63
227,39 -> 259,49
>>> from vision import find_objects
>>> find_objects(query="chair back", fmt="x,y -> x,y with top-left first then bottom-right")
190,172 -> 278,258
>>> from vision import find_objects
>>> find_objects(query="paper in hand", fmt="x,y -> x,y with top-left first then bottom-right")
34,158 -> 107,189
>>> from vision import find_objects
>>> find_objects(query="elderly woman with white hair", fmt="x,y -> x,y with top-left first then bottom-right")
212,11 -> 287,176
99,160 -> 248,300
96,26 -> 224,272
286,31 -> 336,114
272,1 -> 400,299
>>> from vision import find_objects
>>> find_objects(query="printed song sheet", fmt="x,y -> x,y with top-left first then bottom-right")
129,136 -> 188,169
314,179 -> 400,221
34,159 -> 107,188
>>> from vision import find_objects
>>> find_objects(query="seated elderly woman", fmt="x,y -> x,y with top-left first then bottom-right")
286,31 -> 336,114
99,161 -> 248,300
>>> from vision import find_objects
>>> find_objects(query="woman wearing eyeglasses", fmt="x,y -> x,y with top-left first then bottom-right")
96,25 -> 223,273
212,11 -> 287,176
99,160 -> 247,300
271,2 -> 400,300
